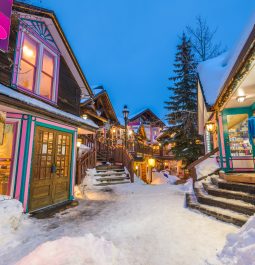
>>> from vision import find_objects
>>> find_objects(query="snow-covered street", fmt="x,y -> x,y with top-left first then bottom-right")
0,175 -> 238,265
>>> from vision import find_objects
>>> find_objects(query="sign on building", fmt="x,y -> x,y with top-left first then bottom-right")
0,0 -> 13,52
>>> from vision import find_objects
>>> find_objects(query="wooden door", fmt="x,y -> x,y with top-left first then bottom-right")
29,126 -> 72,211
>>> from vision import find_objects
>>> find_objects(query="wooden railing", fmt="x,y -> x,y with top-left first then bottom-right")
187,147 -> 219,184
111,146 -> 134,182
76,135 -> 97,184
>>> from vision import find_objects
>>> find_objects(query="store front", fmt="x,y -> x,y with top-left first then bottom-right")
0,110 -> 78,212
0,121 -> 18,195
220,107 -> 255,172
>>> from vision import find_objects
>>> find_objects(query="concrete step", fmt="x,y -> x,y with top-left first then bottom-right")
195,187 -> 255,216
95,171 -> 126,177
96,165 -> 124,171
203,182 -> 255,205
96,176 -> 130,182
186,193 -> 248,227
96,169 -> 125,173
94,181 -> 130,186
211,176 -> 255,194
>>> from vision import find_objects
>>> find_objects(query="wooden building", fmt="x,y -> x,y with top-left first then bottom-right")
0,2 -> 98,212
197,15 -> 255,181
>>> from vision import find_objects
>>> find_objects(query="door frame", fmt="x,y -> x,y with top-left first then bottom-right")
222,107 -> 254,172
28,120 -> 76,211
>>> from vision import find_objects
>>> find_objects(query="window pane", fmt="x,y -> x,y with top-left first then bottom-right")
42,51 -> 54,77
40,73 -> 52,99
18,60 -> 35,91
22,36 -> 37,65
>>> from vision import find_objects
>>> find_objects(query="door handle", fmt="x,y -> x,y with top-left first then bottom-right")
51,164 -> 57,173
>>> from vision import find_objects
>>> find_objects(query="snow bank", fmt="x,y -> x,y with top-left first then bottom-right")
0,196 -> 23,232
16,234 -> 127,265
218,214 -> 255,265
151,171 -> 179,185
195,156 -> 220,179
0,196 -> 24,248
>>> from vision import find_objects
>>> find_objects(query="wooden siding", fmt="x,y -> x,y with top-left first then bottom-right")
58,56 -> 81,116
0,17 -> 81,116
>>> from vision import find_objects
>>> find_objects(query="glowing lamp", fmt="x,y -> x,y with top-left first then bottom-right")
135,165 -> 138,170
82,114 -> 88,120
77,138 -> 82,147
205,121 -> 215,133
23,45 -> 34,57
236,95 -> 246,103
148,158 -> 156,168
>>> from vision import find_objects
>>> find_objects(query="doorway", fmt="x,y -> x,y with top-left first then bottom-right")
225,111 -> 254,171
0,122 -> 17,195
29,126 -> 72,211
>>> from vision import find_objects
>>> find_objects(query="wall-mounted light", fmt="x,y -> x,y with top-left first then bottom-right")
77,138 -> 82,148
205,121 -> 215,133
82,114 -> 88,120
236,95 -> 246,103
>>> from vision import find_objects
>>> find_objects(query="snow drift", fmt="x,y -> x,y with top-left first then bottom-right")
16,234 -> 127,265
151,171 -> 179,185
219,214 -> 255,265
0,196 -> 24,248
195,156 -> 220,179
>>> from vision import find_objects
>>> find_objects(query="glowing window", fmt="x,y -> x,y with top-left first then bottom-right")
18,36 -> 38,91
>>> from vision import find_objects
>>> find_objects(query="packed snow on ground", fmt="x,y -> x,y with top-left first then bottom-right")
151,170 -> 179,185
195,155 -> 220,179
0,196 -> 32,250
0,171 -> 237,265
217,214 -> 255,265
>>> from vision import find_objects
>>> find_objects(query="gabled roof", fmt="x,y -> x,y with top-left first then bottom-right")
129,108 -> 165,127
13,1 -> 92,96
80,86 -> 119,124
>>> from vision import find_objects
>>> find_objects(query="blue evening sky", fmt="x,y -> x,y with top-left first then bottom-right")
34,0 -> 255,122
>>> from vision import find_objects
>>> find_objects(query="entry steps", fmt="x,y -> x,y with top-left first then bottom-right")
94,165 -> 131,186
186,175 -> 255,226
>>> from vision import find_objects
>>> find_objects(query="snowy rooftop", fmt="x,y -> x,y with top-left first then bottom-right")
0,84 -> 98,129
198,12 -> 255,106
197,52 -> 229,105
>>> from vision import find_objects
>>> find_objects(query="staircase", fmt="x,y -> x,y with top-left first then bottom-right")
186,175 -> 255,226
94,165 -> 131,186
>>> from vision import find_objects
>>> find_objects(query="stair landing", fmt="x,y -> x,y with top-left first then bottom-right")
223,172 -> 255,184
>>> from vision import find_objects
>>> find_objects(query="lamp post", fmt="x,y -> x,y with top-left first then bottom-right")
122,105 -> 129,148
148,158 -> 156,184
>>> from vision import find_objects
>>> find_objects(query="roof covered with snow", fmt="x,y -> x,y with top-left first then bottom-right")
197,53 -> 229,105
198,12 -> 255,106
0,84 -> 98,130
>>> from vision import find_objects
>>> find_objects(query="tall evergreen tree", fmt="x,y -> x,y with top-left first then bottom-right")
165,33 -> 203,165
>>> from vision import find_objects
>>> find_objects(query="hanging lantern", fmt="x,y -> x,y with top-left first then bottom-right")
205,121 -> 215,133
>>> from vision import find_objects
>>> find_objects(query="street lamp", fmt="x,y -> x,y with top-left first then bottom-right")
148,158 -> 156,184
122,105 -> 129,148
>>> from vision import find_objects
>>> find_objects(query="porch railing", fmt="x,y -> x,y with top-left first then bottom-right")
187,147 -> 219,184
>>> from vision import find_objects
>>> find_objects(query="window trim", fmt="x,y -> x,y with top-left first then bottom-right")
12,23 -> 60,104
